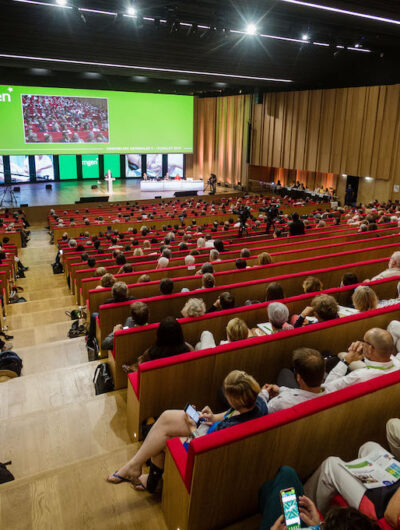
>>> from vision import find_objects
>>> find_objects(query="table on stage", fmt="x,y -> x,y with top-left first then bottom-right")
140,179 -> 204,192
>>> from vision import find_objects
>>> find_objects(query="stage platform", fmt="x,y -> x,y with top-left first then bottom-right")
4,179 -> 234,208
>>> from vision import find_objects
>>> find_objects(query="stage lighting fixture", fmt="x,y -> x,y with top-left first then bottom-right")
56,0 -> 67,5
127,6 -> 136,16
188,23 -> 198,36
246,23 -> 257,35
301,33 -> 310,40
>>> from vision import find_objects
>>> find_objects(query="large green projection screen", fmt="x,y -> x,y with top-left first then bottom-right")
0,85 -> 193,155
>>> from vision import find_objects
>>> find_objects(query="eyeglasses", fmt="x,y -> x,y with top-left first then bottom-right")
360,339 -> 375,349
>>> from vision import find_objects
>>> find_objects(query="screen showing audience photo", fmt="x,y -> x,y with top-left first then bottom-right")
22,94 -> 109,144
125,154 -> 142,178
34,154 -> 54,181
146,154 -> 162,178
167,154 -> 184,178
0,156 -> 4,184
10,155 -> 30,183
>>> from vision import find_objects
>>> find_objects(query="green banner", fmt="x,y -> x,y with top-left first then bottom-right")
0,85 -> 193,155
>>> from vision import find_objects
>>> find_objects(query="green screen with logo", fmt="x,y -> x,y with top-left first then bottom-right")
82,154 -> 99,180
0,85 -> 193,155
59,154 -> 78,180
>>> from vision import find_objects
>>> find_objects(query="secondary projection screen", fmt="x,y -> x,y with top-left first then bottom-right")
0,85 -> 194,155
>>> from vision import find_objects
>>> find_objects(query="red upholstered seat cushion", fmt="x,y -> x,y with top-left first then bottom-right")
331,494 -> 395,529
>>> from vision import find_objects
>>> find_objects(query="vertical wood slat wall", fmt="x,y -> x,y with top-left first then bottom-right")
251,84 -> 400,202
187,95 -> 252,185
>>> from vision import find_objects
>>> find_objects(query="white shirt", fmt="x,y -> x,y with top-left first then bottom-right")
259,387 -> 322,414
323,358 -> 399,393
205,240 -> 215,248
371,268 -> 400,281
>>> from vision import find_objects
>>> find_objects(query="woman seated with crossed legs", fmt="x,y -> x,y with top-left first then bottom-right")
106,370 -> 267,492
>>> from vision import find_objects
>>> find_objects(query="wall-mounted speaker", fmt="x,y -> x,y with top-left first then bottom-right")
45,184 -> 52,190
91,185 -> 98,190
13,187 -> 20,192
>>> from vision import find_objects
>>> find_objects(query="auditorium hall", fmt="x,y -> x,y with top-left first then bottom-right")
1,1 -> 400,529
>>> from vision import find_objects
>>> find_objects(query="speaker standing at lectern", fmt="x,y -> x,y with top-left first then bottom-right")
105,170 -> 115,195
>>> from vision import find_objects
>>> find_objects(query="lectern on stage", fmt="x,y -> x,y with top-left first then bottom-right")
105,170 -> 115,195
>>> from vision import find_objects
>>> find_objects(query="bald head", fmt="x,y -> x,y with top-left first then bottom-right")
364,328 -> 395,361
389,251 -> 400,269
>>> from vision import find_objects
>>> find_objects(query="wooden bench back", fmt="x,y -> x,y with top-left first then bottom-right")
161,369 -> 400,530
82,240 -> 397,307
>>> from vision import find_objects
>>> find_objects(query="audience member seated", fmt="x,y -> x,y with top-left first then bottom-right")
262,469 -> 382,530
195,262 -> 214,276
288,212 -> 306,236
106,370 -> 268,492
265,282 -> 285,301
104,281 -> 134,305
352,285 -> 378,312
209,249 -> 220,262
137,274 -> 150,283
370,251 -> 400,281
95,273 -> 116,290
102,301 -> 149,350
160,278 -> 174,295
260,347 -> 324,413
303,276 -> 323,294
156,257 -> 169,269
235,258 -> 247,270
184,255 -> 196,270
206,291 -> 235,313
266,302 -> 294,333
323,327 -> 399,392
257,252 -> 272,266
94,266 -> 107,278
181,298 -> 206,318
294,294 -> 339,328
340,272 -> 359,307
304,438 -> 400,524
201,273 -> 215,289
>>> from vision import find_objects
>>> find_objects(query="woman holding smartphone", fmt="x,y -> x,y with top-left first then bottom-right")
106,370 -> 267,493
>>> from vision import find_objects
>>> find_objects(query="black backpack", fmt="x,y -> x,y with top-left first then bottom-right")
93,363 -> 114,395
67,320 -> 86,339
0,351 -> 23,376
0,461 -> 14,484
52,262 -> 63,274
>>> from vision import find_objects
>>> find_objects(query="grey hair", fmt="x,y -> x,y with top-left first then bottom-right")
390,251 -> 400,268
268,302 -> 289,328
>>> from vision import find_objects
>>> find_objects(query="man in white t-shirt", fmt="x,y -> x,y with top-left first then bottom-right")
260,348 -> 325,414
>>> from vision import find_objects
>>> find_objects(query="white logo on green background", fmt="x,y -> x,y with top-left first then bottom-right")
0,87 -> 13,103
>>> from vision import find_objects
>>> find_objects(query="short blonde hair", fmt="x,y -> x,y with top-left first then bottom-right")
133,248 -> 144,256
181,298 -> 206,318
223,370 -> 260,410
257,252 -> 272,266
95,266 -> 107,278
352,285 -> 378,312
226,318 -> 249,342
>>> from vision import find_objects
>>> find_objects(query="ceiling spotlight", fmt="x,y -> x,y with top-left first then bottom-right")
127,6 -> 136,16
56,0 -> 68,5
301,33 -> 310,40
246,23 -> 257,35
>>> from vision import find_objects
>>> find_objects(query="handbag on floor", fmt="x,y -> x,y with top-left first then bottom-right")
52,262 -> 63,274
66,310 -> 83,321
0,461 -> 14,484
87,337 -> 99,362
67,319 -> 86,338
93,363 -> 114,395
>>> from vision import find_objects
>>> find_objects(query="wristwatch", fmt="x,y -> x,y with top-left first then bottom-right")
342,359 -> 350,367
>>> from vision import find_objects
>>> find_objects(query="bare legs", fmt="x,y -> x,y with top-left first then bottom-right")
107,410 -> 194,487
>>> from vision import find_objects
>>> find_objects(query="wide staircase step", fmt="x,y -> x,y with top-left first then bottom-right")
16,337 -> 87,375
6,306 -> 77,330
0,361 -> 101,419
0,389 -> 129,479
22,286 -> 71,301
0,445 -> 167,530
6,295 -> 76,316
8,320 -> 77,348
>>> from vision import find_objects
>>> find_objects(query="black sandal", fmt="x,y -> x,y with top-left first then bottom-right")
146,461 -> 164,493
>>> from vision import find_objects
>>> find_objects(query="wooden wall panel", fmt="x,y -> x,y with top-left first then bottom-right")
250,83 -> 400,201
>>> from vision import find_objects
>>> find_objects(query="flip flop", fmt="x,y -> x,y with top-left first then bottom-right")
106,472 -> 132,484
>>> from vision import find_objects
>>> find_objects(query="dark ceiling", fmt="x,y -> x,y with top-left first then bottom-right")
0,0 -> 399,96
